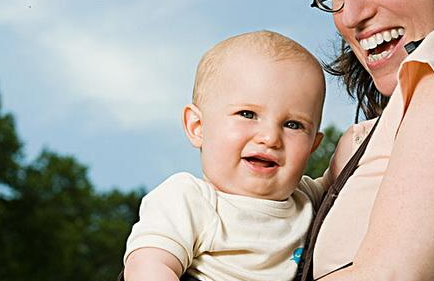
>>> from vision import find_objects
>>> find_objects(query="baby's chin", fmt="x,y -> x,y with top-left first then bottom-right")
201,171 -> 296,200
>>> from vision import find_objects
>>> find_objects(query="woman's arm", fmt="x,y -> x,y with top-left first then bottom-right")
322,64 -> 434,281
124,247 -> 183,281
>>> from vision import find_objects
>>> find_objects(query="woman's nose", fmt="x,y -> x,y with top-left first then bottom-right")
339,0 -> 377,29
254,124 -> 282,149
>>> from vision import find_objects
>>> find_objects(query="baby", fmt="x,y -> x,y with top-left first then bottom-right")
123,30 -> 326,281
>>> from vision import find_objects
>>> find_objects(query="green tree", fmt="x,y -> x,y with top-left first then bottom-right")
85,189 -> 143,281
0,94 -> 22,186
0,150 -> 95,281
0,92 -> 143,281
305,125 -> 342,178
0,149 -> 143,281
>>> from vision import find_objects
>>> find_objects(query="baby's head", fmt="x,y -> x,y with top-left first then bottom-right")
183,30 -> 325,201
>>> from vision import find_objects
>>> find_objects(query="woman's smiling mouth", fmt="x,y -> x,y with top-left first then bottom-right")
358,27 -> 405,63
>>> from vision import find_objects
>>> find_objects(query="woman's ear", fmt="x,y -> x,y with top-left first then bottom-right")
310,132 -> 324,153
182,104 -> 203,148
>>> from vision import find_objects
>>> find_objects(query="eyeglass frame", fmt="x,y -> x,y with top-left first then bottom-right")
310,0 -> 344,13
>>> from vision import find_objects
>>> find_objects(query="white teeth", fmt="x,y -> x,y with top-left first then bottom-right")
367,50 -> 392,62
383,30 -> 392,42
359,28 -> 405,51
360,38 -> 369,50
368,37 -> 377,49
398,28 -> 405,36
375,33 -> 384,45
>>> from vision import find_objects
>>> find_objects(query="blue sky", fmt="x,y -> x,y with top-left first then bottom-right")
0,0 -> 356,192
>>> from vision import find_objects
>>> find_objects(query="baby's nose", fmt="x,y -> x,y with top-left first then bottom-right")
254,124 -> 282,148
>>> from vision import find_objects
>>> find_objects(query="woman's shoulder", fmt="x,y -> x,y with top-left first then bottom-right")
340,118 -> 376,152
329,119 -> 378,180
351,119 -> 377,146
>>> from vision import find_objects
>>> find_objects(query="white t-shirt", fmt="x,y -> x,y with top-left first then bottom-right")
124,172 -> 324,281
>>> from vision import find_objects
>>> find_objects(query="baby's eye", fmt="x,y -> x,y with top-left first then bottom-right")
238,110 -> 256,119
284,120 -> 304,130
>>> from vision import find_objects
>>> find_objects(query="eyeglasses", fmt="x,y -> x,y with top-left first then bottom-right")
310,0 -> 344,13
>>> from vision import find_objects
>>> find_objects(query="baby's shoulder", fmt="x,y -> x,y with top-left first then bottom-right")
149,172 -> 217,206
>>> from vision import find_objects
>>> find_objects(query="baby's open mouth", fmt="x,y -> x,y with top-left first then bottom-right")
243,156 -> 278,168
359,28 -> 405,62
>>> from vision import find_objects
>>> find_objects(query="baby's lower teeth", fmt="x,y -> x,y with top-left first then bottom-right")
368,50 -> 391,62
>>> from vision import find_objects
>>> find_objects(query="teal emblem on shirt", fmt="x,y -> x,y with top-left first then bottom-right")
290,247 -> 304,264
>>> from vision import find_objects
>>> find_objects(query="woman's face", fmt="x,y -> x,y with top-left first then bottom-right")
333,0 -> 434,96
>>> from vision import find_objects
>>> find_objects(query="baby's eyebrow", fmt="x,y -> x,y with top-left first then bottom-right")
228,103 -> 262,109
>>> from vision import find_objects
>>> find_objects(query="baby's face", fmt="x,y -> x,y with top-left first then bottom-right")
197,51 -> 324,200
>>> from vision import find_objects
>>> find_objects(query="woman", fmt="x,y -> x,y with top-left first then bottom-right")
304,0 -> 434,280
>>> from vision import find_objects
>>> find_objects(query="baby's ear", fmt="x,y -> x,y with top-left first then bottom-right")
182,104 -> 203,148
310,132 -> 324,153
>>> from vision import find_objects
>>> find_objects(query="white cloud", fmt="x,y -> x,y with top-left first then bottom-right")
39,25 -> 194,129
1,0 -> 203,130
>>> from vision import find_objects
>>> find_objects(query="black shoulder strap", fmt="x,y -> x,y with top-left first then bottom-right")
180,274 -> 201,281
295,117 -> 380,281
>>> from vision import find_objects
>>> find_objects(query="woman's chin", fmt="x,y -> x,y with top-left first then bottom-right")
373,74 -> 399,97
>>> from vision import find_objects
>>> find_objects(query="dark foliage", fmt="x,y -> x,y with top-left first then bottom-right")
0,95 -> 144,281
305,125 -> 342,178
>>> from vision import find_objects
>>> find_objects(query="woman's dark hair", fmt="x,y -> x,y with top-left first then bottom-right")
323,37 -> 390,123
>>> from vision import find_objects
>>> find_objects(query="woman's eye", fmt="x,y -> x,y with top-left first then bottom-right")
238,110 -> 256,119
284,120 -> 303,130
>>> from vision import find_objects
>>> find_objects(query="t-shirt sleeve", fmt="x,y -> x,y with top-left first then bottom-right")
123,172 -> 217,272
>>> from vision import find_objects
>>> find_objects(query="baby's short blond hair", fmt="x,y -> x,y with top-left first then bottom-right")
192,30 -> 322,106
